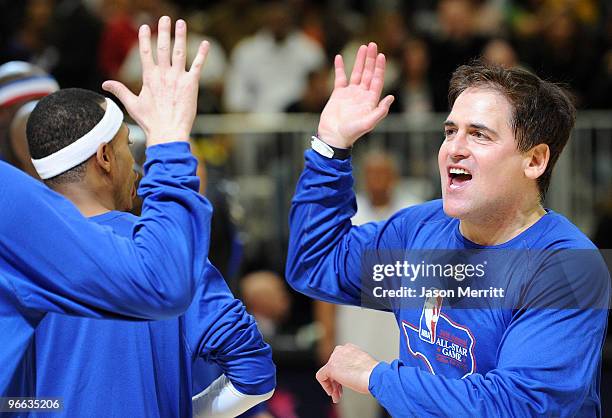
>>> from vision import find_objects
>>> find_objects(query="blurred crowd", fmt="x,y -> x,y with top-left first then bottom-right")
1,0 -> 612,117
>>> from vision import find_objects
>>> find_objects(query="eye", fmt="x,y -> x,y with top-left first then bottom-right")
472,131 -> 489,140
444,128 -> 456,138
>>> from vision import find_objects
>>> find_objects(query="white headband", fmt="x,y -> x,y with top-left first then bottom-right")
0,76 -> 59,107
32,98 -> 124,179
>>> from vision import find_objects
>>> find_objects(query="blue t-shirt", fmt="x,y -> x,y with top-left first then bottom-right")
287,150 -> 610,418
0,143 -> 212,396
33,211 -> 275,418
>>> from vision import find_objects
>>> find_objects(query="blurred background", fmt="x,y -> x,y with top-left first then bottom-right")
1,0 -> 610,417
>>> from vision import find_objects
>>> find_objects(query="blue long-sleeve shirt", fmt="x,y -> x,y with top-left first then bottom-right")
287,150 -> 610,417
0,142 -> 212,396
33,210 -> 275,417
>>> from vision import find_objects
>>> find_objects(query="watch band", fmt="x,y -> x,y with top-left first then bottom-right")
310,136 -> 351,160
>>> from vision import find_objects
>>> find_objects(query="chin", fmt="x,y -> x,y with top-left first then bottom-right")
442,197 -> 471,220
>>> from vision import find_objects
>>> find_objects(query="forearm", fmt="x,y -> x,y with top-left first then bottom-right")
286,149 -> 361,305
189,266 -> 276,396
369,361 -> 582,418
204,301 -> 276,396
192,374 -> 273,418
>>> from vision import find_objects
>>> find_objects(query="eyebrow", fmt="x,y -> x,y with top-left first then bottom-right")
443,120 -> 499,137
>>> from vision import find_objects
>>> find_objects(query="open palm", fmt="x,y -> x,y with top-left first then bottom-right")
102,17 -> 209,146
317,43 -> 394,149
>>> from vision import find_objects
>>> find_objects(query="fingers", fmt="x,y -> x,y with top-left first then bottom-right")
316,365 -> 343,404
349,45 -> 367,85
156,16 -> 172,67
101,80 -> 137,110
330,380 -> 343,403
189,40 -> 210,75
369,53 -> 387,99
172,19 -> 187,70
379,95 -> 395,112
360,94 -> 394,132
360,42 -> 378,90
334,55 -> 347,88
138,25 -> 154,71
316,365 -> 333,396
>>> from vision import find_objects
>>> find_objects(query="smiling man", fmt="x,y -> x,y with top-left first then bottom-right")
286,43 -> 610,417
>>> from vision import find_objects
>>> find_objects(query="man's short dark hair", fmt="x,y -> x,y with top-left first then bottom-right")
448,62 -> 576,200
27,88 -> 106,186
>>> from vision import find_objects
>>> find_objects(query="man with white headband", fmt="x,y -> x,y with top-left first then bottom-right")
0,16 -> 215,398
28,86 -> 274,417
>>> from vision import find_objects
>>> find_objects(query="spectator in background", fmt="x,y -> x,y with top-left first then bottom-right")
526,8 -> 597,106
205,0 -> 260,55
429,0 -> 488,111
388,38 -> 434,117
9,102 -> 43,179
481,38 -> 520,69
223,0 -> 325,112
587,48 -> 612,109
97,0 -> 140,80
353,151 -> 422,223
3,0 -> 56,68
285,67 -> 331,113
49,0 -> 103,91
586,8 -> 612,108
241,271 -> 291,339
0,61 -> 59,176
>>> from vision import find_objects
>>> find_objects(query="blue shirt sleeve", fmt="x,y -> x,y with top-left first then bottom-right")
1,142 -> 212,319
287,150 -> 405,306
185,262 -> 276,396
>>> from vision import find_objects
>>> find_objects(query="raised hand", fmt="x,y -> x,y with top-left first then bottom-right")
317,42 -> 394,149
102,16 -> 209,146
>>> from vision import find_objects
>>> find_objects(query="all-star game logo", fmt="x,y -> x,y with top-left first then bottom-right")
402,293 -> 476,378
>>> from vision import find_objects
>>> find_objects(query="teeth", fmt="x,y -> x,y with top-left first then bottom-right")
449,167 -> 470,175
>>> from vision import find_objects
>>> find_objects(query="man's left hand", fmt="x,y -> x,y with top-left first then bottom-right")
315,343 -> 379,403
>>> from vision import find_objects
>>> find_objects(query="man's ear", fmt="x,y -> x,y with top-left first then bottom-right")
95,143 -> 112,174
524,143 -> 549,180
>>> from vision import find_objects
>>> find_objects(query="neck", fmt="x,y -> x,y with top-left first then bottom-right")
459,200 -> 546,246
52,182 -> 116,218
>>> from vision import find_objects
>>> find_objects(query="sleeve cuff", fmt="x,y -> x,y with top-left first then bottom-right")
368,361 -> 391,398
305,149 -> 353,173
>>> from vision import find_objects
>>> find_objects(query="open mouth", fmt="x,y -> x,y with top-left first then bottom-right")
448,167 -> 472,189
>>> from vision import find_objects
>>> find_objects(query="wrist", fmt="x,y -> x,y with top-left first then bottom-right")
311,136 -> 351,160
315,129 -> 352,149
146,134 -> 191,147
356,359 -> 379,394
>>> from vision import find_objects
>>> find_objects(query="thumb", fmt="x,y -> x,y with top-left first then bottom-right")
102,80 -> 137,112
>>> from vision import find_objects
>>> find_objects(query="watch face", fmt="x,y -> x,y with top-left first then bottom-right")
311,137 -> 334,158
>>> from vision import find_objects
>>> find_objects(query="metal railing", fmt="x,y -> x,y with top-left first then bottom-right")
192,111 -> 612,247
